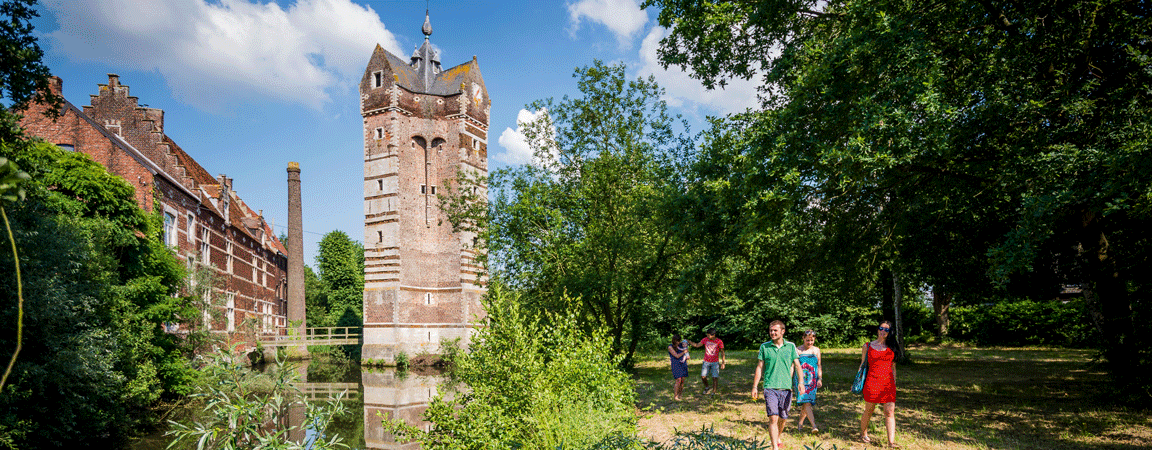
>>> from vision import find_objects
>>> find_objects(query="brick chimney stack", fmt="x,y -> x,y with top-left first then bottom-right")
286,162 -> 308,358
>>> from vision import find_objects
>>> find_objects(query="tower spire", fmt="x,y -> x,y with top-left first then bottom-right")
422,9 -> 432,39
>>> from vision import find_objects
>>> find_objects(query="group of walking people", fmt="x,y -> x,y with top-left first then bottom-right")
668,320 -> 901,448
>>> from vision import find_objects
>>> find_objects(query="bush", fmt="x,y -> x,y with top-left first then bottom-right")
949,299 -> 1097,347
385,283 -> 636,449
167,348 -> 350,450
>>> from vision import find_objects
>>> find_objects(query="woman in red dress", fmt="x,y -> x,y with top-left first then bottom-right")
858,320 -> 899,448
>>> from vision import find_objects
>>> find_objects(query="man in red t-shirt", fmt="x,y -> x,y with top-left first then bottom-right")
693,328 -> 726,395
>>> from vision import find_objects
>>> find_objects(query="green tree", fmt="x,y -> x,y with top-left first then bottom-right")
1,0 -> 61,144
0,141 -> 195,447
181,254 -> 226,357
312,230 -> 364,329
479,61 -> 693,365
646,0 -> 1152,395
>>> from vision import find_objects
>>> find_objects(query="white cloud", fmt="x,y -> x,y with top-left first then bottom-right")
42,0 -> 403,112
637,26 -> 763,116
567,0 -> 648,44
495,109 -> 551,167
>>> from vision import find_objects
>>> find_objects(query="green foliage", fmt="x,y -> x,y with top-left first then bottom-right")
438,337 -> 462,367
645,0 -> 1152,398
305,231 -> 364,358
949,299 -> 1098,348
0,141 -> 197,447
386,283 -> 636,449
0,0 -> 62,145
180,256 -> 226,359
394,352 -> 409,371
166,348 -> 350,450
474,60 -> 694,366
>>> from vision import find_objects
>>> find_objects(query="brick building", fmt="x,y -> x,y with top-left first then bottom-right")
360,13 -> 488,362
19,74 -> 290,348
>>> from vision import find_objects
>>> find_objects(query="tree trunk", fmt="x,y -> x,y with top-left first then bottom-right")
1076,211 -> 1135,391
893,271 -> 906,362
933,289 -> 952,338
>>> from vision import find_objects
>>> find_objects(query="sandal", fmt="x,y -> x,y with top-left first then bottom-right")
810,427 -> 819,434
860,435 -> 872,445
887,443 -> 901,449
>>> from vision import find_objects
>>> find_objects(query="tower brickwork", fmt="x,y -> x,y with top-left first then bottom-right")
360,13 -> 488,362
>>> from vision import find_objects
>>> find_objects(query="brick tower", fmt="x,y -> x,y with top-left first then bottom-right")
360,12 -> 488,363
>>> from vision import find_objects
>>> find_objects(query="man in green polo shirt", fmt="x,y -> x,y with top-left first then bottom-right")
752,320 -> 805,449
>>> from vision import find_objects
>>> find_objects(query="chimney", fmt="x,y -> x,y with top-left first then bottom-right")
218,174 -> 231,223
48,76 -> 63,96
285,162 -> 308,358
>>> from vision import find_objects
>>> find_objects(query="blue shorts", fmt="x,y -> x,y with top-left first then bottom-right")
701,361 -> 720,378
763,388 -> 792,418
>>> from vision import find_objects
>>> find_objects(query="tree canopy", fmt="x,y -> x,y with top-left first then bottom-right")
476,61 -> 696,365
646,0 -> 1152,397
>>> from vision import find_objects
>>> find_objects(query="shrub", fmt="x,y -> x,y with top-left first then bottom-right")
385,283 -> 636,449
949,299 -> 1097,347
395,351 -> 410,371
167,348 -> 349,450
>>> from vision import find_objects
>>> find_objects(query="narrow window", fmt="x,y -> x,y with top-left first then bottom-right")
378,231 -> 383,243
420,184 -> 427,194
187,213 -> 195,243
425,293 -> 432,305
226,293 -> 235,332
199,227 -> 210,262
373,71 -> 383,88
163,212 -> 176,246
378,180 -> 383,191
430,186 -> 437,195
375,127 -> 384,140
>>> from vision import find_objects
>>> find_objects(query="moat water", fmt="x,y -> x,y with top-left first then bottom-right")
131,359 -> 454,450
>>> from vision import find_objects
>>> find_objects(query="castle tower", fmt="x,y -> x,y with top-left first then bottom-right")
360,12 -> 489,363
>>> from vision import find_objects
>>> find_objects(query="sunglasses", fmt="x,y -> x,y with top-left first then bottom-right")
878,327 -> 891,332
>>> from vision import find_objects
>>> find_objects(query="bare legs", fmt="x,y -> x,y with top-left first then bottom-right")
695,375 -> 714,393
796,403 -> 817,431
673,377 -> 684,401
769,414 -> 785,448
860,401 -> 897,446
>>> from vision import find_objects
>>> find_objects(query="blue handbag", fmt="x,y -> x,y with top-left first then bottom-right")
851,345 -> 869,394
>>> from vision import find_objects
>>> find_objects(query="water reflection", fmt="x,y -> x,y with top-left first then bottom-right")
361,368 -> 454,449
296,364 -> 452,450
132,361 -> 449,450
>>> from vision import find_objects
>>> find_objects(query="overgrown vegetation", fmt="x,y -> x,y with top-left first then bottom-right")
0,141 -> 199,447
384,283 -> 637,449
167,349 -> 350,450
643,0 -> 1152,399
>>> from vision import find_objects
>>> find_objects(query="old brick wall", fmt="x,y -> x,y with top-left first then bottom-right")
19,75 -> 291,352
360,47 -> 489,362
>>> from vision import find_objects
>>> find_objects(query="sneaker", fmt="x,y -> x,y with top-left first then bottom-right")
703,387 -> 712,395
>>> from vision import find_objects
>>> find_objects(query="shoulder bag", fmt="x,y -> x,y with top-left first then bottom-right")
851,343 -> 869,395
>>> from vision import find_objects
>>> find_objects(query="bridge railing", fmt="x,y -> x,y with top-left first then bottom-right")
262,326 -> 362,347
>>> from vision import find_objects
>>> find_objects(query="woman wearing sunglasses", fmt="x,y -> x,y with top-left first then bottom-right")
858,321 -> 900,448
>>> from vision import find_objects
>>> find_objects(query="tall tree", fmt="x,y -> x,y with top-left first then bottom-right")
646,0 -> 1152,397
1,142 -> 195,447
1,0 -> 61,144
313,230 -> 364,328
479,61 -> 694,365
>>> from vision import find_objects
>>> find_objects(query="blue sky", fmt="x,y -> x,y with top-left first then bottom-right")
31,0 -> 762,267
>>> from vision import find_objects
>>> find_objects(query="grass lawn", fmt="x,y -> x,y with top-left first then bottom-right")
632,345 -> 1152,449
